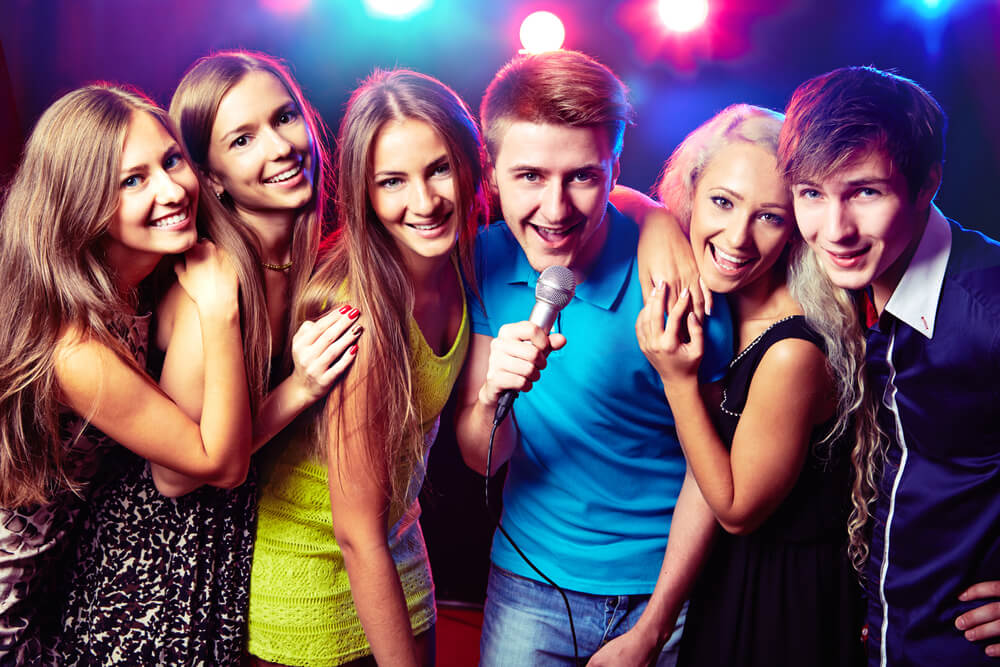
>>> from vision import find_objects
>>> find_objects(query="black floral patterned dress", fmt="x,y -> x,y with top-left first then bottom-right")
0,313 -> 151,667
53,327 -> 260,664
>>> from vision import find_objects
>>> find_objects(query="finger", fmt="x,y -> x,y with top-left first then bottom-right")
309,324 -> 364,375
963,616 -> 1000,643
662,286 -> 690,344
700,277 -> 713,317
548,333 -> 567,351
957,601 -> 1000,634
688,310 -> 704,356
960,581 -> 1000,601
309,309 -> 358,351
646,281 -> 668,335
317,342 -> 360,386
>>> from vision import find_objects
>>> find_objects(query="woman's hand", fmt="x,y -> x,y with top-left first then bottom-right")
174,240 -> 239,316
636,282 -> 703,388
289,305 -> 362,405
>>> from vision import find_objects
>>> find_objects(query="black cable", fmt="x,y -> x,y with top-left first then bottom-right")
485,419 -> 580,666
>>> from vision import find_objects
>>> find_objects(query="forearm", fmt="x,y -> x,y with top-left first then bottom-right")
455,396 -> 517,477
664,381 -> 739,524
252,375 -> 316,452
196,305 -> 252,486
632,469 -> 718,646
341,539 -> 420,667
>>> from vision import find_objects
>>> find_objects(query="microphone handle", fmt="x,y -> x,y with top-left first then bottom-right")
493,301 -> 560,425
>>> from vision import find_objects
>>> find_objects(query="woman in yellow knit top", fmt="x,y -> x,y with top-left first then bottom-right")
247,69 -> 488,667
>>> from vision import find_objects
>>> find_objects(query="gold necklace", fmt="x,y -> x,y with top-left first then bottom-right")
262,259 -> 293,271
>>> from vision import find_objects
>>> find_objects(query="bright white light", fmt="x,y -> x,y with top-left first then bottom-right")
363,0 -> 431,19
519,11 -> 566,53
657,0 -> 709,33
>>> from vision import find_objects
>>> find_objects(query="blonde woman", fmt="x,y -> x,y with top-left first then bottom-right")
634,105 -> 878,666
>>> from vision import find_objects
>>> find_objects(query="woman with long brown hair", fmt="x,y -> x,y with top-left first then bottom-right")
0,84 -> 252,664
246,69 -> 486,667
56,53 -> 359,664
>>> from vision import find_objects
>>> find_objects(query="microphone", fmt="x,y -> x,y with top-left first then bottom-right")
493,264 -> 576,425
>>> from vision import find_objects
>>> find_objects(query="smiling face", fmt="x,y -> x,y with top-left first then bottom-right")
491,121 -> 619,280
206,70 -> 314,228
791,148 -> 933,307
689,142 -> 794,296
370,118 -> 459,274
105,110 -> 199,272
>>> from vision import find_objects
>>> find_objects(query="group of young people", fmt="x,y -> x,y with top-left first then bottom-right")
0,43 -> 996,667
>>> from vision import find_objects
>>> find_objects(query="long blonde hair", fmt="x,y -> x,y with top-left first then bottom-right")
657,103 -> 884,573
169,50 -> 332,386
296,69 -> 486,512
0,84 -> 214,506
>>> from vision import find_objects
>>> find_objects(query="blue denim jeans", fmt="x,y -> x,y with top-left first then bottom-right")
479,565 -> 685,666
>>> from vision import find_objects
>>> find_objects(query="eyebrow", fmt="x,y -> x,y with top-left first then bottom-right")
373,154 -> 449,179
506,162 -> 604,173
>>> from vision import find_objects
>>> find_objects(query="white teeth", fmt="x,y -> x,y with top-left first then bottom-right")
264,163 -> 302,183
409,221 -> 444,231
715,247 -> 751,265
151,211 -> 187,228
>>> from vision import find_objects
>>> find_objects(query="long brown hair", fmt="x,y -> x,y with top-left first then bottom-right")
0,84 -> 215,506
169,50 -> 332,386
296,69 -> 486,513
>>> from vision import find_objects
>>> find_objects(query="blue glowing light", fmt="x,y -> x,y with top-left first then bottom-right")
362,0 -> 432,20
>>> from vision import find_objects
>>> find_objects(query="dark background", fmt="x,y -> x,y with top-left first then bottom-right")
2,0 -> 999,603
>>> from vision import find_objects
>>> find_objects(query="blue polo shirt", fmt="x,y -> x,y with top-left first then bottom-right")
864,206 -> 1000,666
470,205 -> 733,595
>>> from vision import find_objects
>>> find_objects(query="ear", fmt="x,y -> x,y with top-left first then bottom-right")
611,156 -> 621,188
916,162 -> 942,210
486,162 -> 499,195
205,169 -> 225,197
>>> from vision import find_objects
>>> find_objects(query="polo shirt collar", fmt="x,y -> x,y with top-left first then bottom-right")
506,204 -> 636,311
883,204 -> 951,339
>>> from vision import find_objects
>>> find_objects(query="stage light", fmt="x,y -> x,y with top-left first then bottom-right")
362,0 -> 432,20
259,0 -> 310,16
657,0 -> 709,32
519,11 -> 566,53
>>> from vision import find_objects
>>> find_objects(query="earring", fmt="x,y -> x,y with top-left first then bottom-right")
215,191 -> 225,201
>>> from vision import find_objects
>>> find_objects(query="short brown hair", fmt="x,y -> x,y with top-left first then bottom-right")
480,49 -> 633,161
778,66 -> 946,199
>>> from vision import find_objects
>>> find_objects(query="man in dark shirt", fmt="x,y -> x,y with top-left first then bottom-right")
777,65 -> 1000,665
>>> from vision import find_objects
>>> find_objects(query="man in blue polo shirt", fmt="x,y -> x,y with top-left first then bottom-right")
454,50 -> 733,665
778,66 -> 1000,665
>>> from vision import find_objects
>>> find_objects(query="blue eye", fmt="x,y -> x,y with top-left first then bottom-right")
164,153 -> 183,170
858,187 -> 880,198
571,171 -> 595,184
520,172 -> 540,183
432,162 -> 451,177
379,177 -> 403,190
121,174 -> 141,189
797,188 -> 821,200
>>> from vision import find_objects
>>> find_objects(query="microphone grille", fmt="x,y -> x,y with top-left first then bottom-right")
535,265 -> 576,309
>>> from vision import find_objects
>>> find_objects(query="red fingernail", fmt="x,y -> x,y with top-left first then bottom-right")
348,308 -> 360,319
350,344 -> 358,355
339,304 -> 351,314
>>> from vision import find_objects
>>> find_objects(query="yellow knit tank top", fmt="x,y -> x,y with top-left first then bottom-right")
246,290 -> 469,666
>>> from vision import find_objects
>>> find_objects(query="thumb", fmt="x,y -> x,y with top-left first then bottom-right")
549,333 -> 568,351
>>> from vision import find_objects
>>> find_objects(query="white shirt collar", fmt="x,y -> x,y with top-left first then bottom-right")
883,205 -> 951,339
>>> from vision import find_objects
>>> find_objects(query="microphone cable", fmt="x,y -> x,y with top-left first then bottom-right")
485,417 -> 580,666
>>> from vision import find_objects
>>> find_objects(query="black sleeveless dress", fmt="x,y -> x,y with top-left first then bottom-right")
677,316 -> 865,667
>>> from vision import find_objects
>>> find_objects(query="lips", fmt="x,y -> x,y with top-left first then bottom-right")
528,220 -> 582,244
710,244 -> 755,273
263,162 -> 303,184
824,246 -> 870,268
149,207 -> 191,229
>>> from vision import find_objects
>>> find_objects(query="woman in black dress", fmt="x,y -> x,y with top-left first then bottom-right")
636,105 -> 880,666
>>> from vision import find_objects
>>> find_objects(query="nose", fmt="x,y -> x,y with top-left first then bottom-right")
408,179 -> 438,217
823,201 -> 859,244
263,126 -> 294,161
539,181 -> 572,224
723,216 -> 752,249
153,168 -> 187,206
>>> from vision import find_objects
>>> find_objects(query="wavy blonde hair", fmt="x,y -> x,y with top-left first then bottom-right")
295,69 -> 486,513
170,50 -> 332,384
657,103 -> 884,573
0,84 -> 222,506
